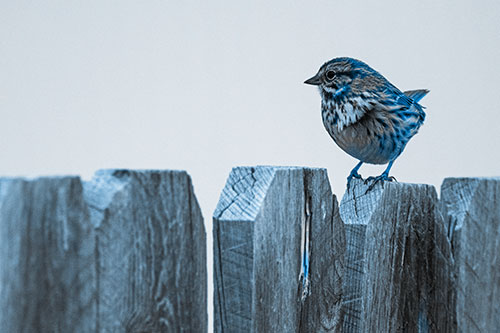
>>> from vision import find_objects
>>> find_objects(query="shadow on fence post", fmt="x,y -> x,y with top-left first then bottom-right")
213,166 -> 344,332
339,179 -> 455,332
440,177 -> 500,331
0,169 -> 207,332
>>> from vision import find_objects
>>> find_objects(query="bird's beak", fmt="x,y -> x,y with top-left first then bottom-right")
304,73 -> 321,85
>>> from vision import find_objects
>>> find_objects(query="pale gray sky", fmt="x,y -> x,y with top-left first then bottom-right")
2,1 -> 500,328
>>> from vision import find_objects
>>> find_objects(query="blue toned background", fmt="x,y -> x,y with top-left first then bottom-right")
2,1 -> 500,329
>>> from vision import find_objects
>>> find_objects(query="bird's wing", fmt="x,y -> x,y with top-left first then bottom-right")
377,86 -> 426,122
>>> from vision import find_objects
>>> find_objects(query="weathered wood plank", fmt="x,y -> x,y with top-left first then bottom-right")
213,166 -> 344,332
440,177 -> 500,332
0,177 -> 96,332
339,179 -> 455,332
0,169 -> 207,332
84,169 -> 207,332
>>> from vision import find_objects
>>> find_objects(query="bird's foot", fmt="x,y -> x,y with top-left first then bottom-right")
347,171 -> 363,191
363,174 -> 397,193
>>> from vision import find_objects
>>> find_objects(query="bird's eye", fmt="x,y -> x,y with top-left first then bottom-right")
326,70 -> 336,80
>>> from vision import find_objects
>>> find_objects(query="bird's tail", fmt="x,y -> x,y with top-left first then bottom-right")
404,89 -> 429,103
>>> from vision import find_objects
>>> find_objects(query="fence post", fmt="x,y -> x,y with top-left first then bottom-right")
339,179 -> 455,332
0,169 -> 207,332
0,177 -> 95,332
440,177 -> 500,331
213,166 -> 345,332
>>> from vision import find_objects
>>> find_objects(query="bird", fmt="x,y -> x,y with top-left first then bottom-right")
304,57 -> 428,191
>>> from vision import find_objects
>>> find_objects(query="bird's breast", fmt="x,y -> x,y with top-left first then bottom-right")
322,106 -> 421,164
329,121 -> 391,164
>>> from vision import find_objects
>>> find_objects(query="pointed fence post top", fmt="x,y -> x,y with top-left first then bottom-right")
213,166 -> 330,221
339,178 -> 438,224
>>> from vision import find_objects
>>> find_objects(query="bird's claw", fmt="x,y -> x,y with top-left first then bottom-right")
364,174 -> 397,193
347,171 -> 363,192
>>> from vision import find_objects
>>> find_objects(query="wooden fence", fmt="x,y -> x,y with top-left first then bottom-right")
0,167 -> 498,332
0,170 -> 206,332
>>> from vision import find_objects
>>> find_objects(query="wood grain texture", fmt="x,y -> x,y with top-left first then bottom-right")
0,177 -> 95,333
85,169 -> 207,332
339,179 -> 454,332
213,166 -> 344,332
440,178 -> 500,332
0,169 -> 206,332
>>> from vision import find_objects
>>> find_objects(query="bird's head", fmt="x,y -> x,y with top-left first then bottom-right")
305,57 -> 383,100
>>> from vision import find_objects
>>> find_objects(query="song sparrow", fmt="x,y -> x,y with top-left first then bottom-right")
305,57 -> 428,190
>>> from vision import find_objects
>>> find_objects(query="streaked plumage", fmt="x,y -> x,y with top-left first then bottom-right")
305,57 -> 428,190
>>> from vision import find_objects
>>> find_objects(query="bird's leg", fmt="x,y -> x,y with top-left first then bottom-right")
347,161 -> 363,190
365,160 -> 397,192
